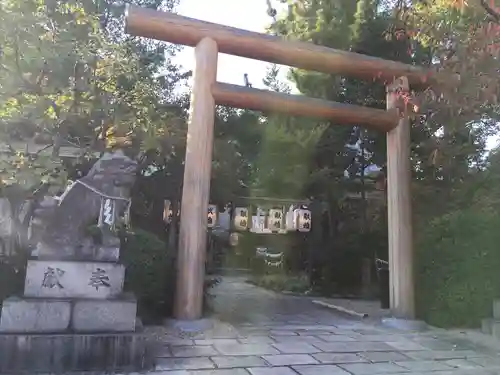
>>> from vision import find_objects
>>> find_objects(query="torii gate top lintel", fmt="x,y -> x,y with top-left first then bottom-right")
125,5 -> 432,89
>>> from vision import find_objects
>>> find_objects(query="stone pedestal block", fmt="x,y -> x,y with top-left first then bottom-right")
494,300 -> 500,319
24,260 -> 125,299
491,320 -> 500,340
72,298 -> 137,332
482,318 -> 493,335
0,297 -> 71,333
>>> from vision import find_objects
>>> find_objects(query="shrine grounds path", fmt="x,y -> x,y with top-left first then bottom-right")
142,276 -> 500,375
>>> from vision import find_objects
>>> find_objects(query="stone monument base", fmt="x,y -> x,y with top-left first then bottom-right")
0,331 -> 153,374
0,296 -> 137,333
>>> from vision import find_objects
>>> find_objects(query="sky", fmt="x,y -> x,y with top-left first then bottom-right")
174,0 -> 287,89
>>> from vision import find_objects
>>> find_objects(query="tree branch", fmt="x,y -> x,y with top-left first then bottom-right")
480,0 -> 500,23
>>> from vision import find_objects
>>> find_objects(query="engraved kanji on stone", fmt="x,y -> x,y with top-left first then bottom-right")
89,268 -> 111,290
42,267 -> 65,289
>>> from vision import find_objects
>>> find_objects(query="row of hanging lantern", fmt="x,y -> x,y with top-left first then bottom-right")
207,205 -> 311,233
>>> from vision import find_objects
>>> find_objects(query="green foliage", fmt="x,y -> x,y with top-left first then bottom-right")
416,149 -> 500,327
416,207 -> 500,328
120,228 -> 176,323
0,0 -> 185,191
249,273 -> 310,294
120,228 -> 219,322
251,114 -> 326,199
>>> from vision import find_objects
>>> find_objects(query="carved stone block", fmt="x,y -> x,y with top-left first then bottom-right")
0,297 -> 71,333
72,297 -> 137,332
24,260 -> 125,299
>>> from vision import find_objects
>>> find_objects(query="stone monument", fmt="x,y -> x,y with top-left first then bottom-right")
0,150 -> 153,373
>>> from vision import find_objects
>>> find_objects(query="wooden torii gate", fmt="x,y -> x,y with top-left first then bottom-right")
125,6 -> 432,321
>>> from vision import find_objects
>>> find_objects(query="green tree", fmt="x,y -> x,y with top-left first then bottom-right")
0,0 -> 184,191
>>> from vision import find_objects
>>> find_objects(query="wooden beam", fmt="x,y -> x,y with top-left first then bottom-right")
125,5 -> 432,88
174,38 -> 218,320
212,83 -> 399,132
386,77 -> 415,319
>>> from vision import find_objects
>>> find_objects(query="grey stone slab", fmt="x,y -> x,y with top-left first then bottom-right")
411,338 -> 458,350
155,357 -> 215,371
154,370 -> 251,375
190,370 -> 251,375
339,362 -> 408,374
481,318 -> 493,335
163,337 -> 195,346
469,356 -> 500,368
292,364 -> 351,375
24,260 -> 125,299
262,354 -> 318,366
359,351 -> 411,362
0,297 -> 70,333
72,298 -> 136,332
272,335 -> 323,344
214,343 -> 279,356
394,360 -> 455,371
272,342 -> 321,354
195,339 -> 240,346
313,353 -> 368,364
316,335 -> 356,342
405,350 -> 484,360
353,329 -> 386,335
247,367 -> 297,375
356,335 -> 401,342
239,337 -> 276,344
312,341 -> 395,353
442,359 -> 486,369
297,330 -> 335,336
385,340 -> 428,351
269,330 -> 298,336
210,355 -> 268,368
492,321 -> 500,340
171,346 -> 219,357
494,300 -> 500,320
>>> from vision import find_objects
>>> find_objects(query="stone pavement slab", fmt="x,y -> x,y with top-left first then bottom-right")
312,353 -> 368,364
262,354 -> 318,366
338,362 -> 408,374
272,342 -> 321,354
210,355 -> 268,368
293,364 -> 351,374
214,343 -> 280,356
394,360 -> 455,371
247,367 -> 297,375
358,351 -> 411,362
155,357 -> 215,371
171,346 -> 219,357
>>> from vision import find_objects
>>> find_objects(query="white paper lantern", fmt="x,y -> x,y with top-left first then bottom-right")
207,204 -> 217,228
295,208 -> 311,232
268,209 -> 283,231
233,207 -> 249,231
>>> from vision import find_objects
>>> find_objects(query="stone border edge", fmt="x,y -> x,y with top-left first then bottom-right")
312,300 -> 368,319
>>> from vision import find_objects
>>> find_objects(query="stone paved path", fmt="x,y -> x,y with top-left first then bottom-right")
146,276 -> 500,375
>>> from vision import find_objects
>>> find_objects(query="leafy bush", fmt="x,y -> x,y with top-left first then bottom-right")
121,229 -> 176,324
416,207 -> 500,327
120,228 -> 220,323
